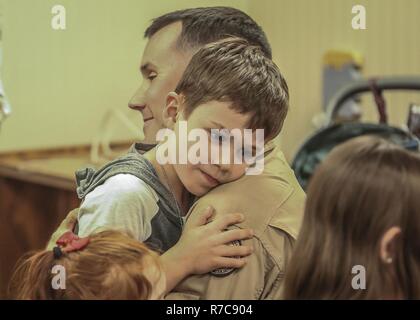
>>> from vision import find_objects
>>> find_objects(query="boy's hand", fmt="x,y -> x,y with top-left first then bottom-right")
182,206 -> 254,274
161,206 -> 254,293
46,208 -> 79,250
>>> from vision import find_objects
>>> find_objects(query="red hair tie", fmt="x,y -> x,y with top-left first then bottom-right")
53,231 -> 90,259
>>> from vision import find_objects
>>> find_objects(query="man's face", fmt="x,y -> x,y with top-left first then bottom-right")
128,22 -> 192,144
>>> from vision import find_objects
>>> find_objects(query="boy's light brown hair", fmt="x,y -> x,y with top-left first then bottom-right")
175,37 -> 289,141
8,230 -> 162,300
284,136 -> 420,299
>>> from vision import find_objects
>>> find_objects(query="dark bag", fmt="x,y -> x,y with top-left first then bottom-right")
292,77 -> 420,190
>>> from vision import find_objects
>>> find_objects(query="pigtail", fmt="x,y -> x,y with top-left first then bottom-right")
9,230 -> 164,300
8,250 -> 57,300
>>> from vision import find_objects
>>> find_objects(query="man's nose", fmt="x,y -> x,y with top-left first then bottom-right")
128,86 -> 146,111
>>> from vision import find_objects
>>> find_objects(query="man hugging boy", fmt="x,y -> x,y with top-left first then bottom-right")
52,37 -> 303,299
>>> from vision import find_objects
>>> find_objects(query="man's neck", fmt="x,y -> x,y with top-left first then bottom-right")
134,142 -> 157,154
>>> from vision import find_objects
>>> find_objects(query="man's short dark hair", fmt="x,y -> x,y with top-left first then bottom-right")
144,7 -> 272,59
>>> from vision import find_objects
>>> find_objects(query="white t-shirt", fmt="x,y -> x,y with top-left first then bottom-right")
77,173 -> 160,242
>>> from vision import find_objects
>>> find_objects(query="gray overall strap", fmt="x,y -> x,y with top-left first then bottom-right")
74,148 -> 184,251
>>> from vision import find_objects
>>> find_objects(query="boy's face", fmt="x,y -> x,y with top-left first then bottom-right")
172,100 -> 259,196
128,22 -> 193,144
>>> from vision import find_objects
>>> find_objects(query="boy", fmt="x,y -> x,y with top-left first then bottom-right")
76,37 -> 289,249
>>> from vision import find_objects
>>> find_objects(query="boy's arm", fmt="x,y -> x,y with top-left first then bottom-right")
77,174 -> 158,241
46,174 -> 153,248
160,207 -> 254,294
47,205 -> 254,296
46,175 -> 255,292
47,174 -> 157,249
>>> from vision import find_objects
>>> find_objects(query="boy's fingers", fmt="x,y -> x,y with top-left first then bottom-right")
215,244 -> 253,258
201,206 -> 215,224
214,228 -> 254,245
213,257 -> 247,270
210,213 -> 245,231
188,206 -> 214,228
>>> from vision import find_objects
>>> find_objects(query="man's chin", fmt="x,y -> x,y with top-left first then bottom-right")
142,125 -> 160,145
140,134 -> 158,145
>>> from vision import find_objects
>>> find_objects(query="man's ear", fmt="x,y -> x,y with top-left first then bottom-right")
162,92 -> 184,129
380,226 -> 401,264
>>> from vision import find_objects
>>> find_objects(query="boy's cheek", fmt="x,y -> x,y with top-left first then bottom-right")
228,164 -> 248,181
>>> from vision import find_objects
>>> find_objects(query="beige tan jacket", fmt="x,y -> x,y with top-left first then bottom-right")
166,147 -> 306,300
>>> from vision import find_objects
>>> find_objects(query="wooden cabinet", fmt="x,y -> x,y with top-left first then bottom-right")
0,177 -> 79,299
0,143 -> 130,298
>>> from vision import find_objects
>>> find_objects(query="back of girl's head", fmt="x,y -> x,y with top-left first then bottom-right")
9,230 -> 162,300
285,135 -> 420,299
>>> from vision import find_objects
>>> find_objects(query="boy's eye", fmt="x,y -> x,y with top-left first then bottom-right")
210,131 -> 228,144
237,148 -> 253,160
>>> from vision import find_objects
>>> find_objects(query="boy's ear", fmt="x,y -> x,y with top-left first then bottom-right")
162,92 -> 184,129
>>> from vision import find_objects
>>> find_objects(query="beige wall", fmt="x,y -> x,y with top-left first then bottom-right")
1,0 -> 420,161
250,0 -> 420,160
0,0 -> 249,152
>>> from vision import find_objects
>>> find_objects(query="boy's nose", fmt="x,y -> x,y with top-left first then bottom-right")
215,162 -> 228,169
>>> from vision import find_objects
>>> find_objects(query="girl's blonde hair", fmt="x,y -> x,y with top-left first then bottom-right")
284,136 -> 420,299
9,230 -> 162,299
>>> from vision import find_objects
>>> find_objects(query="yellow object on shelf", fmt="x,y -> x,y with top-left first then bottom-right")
323,50 -> 363,70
